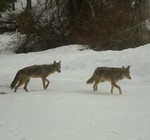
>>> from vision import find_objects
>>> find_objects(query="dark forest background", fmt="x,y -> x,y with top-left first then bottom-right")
0,0 -> 150,53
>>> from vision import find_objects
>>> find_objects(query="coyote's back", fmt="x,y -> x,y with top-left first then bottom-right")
87,66 -> 131,94
10,61 -> 61,92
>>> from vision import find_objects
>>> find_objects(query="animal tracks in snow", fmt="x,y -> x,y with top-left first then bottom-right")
0,122 -> 26,140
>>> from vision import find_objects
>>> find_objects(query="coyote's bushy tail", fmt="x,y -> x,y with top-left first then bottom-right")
10,72 -> 19,89
86,75 -> 94,84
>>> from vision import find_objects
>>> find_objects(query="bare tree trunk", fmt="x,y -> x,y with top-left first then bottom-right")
12,2 -> 15,11
26,0 -> 32,10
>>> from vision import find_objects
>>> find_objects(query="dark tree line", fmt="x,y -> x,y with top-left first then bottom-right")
1,0 -> 150,52
68,0 -> 150,50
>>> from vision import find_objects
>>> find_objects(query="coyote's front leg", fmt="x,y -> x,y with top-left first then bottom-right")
42,78 -> 50,90
111,82 -> 122,94
42,78 -> 46,90
45,78 -> 50,88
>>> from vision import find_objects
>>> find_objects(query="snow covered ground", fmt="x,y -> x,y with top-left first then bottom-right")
0,37 -> 150,140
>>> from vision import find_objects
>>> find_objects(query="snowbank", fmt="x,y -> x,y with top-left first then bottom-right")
0,43 -> 150,140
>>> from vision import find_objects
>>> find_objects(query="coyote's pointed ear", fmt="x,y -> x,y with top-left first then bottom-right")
59,61 -> 61,64
54,61 -> 56,64
122,66 -> 125,69
126,65 -> 130,69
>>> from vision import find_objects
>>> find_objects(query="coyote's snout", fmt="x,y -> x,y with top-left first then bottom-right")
10,61 -> 61,92
87,65 -> 131,94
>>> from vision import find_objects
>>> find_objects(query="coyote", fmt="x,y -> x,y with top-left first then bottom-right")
10,61 -> 61,92
86,66 -> 131,94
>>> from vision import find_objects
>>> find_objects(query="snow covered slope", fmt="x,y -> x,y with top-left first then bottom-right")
0,44 -> 150,140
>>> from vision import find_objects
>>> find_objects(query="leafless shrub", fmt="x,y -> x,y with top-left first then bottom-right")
68,0 -> 150,51
14,0 -> 150,52
15,0 -> 70,53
